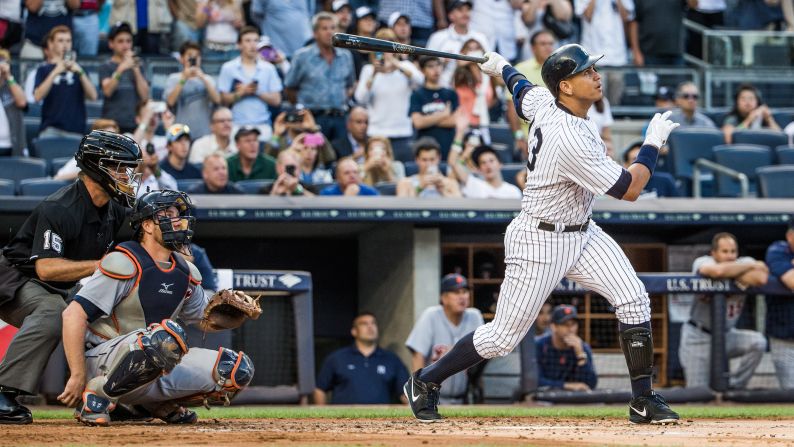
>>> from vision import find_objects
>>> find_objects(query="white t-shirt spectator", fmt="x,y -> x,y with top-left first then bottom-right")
354,61 -> 424,138
426,26 -> 490,87
462,175 -> 522,199
469,0 -> 518,61
587,98 -> 614,135
189,134 -> 238,164
574,0 -> 634,66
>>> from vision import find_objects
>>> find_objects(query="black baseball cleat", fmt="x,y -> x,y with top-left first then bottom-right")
0,391 -> 32,425
403,369 -> 442,423
628,390 -> 680,424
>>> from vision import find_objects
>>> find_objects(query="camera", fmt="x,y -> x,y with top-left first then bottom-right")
188,56 -> 197,67
149,101 -> 167,114
285,104 -> 305,123
285,165 -> 296,177
146,143 -> 155,155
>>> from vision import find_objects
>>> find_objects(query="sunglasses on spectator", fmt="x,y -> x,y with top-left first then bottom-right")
679,93 -> 699,99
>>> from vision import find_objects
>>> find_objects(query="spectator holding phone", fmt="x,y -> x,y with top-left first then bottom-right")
448,121 -> 521,199
100,22 -> 150,133
164,41 -> 221,139
219,26 -> 282,140
362,136 -> 405,186
396,136 -> 461,198
0,48 -> 26,157
291,131 -> 334,185
268,104 -> 318,152
136,134 -> 178,197
261,149 -> 315,196
227,126 -> 277,182
195,0 -> 244,61
132,100 -> 172,160
34,26 -> 98,139
257,36 -> 290,78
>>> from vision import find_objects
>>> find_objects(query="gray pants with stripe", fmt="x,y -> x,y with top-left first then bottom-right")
85,331 -> 221,408
678,323 -> 766,389
473,212 -> 651,359
771,337 -> 794,389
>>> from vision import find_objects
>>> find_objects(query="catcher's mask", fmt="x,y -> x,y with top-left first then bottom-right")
131,190 -> 196,253
75,130 -> 143,208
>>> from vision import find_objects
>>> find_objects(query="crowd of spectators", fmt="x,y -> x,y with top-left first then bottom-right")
1,0 -> 792,199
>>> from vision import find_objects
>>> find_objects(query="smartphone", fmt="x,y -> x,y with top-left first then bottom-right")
146,143 -> 156,155
285,165 -> 296,177
370,145 -> 385,159
467,134 -> 482,147
303,133 -> 324,147
427,164 -> 438,176
149,101 -> 167,114
259,46 -> 279,63
188,56 -> 197,67
63,50 -> 75,62
374,52 -> 384,64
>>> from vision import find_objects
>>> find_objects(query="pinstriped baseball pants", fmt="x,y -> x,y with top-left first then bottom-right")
473,211 -> 651,359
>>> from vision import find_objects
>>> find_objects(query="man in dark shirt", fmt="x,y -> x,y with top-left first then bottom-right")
765,219 -> 794,389
409,56 -> 459,159
33,25 -> 98,138
188,152 -> 244,195
314,312 -> 409,404
629,0 -> 687,67
99,22 -> 150,133
0,131 -> 141,424
536,304 -> 598,391
160,124 -> 203,180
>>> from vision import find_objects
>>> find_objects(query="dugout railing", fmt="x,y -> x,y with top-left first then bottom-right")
38,269 -> 315,405
525,273 -> 794,405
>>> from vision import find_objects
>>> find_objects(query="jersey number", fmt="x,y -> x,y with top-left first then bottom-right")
527,128 -> 543,172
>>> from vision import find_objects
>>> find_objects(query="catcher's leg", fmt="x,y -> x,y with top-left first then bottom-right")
77,320 -> 188,426
127,347 -> 254,424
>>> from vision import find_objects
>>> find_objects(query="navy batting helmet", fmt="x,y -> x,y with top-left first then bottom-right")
541,44 -> 603,97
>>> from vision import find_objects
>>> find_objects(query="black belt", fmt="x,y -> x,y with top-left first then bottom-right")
310,108 -> 346,117
73,9 -> 98,16
537,221 -> 589,233
687,320 -> 711,334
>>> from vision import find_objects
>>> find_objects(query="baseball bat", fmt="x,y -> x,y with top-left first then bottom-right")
332,33 -> 488,64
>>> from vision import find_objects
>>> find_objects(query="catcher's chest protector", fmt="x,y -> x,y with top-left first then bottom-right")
89,241 -> 197,340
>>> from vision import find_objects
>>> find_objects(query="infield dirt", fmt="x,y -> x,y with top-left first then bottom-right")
2,417 -> 793,446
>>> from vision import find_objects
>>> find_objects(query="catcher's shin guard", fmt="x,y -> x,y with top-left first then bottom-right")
178,348 -> 255,408
103,320 -> 189,398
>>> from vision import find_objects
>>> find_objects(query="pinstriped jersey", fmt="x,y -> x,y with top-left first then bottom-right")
518,87 -> 624,224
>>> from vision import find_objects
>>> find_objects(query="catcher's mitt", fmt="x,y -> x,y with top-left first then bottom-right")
200,289 -> 262,331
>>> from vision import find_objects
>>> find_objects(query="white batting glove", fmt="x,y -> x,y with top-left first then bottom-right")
478,52 -> 510,78
643,110 -> 680,149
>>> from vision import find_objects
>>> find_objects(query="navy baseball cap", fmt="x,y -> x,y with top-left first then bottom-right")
356,6 -> 376,19
441,273 -> 468,293
447,0 -> 473,12
166,124 -> 191,144
235,126 -> 261,141
551,304 -> 577,324
108,21 -> 133,40
332,0 -> 351,12
655,86 -> 674,102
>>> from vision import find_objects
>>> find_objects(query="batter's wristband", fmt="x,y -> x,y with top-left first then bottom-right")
632,144 -> 659,175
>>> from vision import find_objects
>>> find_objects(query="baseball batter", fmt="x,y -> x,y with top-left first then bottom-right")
405,45 -> 680,424
59,190 -> 258,426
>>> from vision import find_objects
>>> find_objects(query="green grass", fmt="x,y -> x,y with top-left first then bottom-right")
31,404 -> 794,420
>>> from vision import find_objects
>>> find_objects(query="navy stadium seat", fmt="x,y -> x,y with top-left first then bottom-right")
404,161 -> 448,177
773,112 -> 793,128
0,157 -> 47,188
757,165 -> 794,198
19,178 -> 71,196
489,124 -> 515,154
500,163 -> 525,188
374,181 -> 397,196
712,144 -> 773,197
235,179 -> 273,194
667,127 -> 725,196
731,129 -> 787,150
0,179 -> 14,196
776,146 -> 794,164
32,136 -> 82,161
176,179 -> 203,192
49,156 -> 73,176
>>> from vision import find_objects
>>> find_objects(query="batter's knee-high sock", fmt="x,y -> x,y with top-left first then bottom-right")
419,332 -> 484,385
618,321 -> 653,398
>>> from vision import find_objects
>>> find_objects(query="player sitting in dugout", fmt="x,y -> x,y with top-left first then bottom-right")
59,190 -> 261,426
536,305 -> 597,391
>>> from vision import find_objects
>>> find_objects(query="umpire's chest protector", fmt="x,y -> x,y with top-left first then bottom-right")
89,241 -> 198,340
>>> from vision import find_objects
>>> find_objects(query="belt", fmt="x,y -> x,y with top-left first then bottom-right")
310,108 -> 346,117
73,9 -> 98,16
687,320 -> 711,335
205,41 -> 237,52
537,220 -> 589,233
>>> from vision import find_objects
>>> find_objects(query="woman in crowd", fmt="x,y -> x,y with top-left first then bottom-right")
354,28 -> 424,162
291,131 -> 334,185
361,136 -> 405,186
722,83 -> 781,143
452,38 -> 495,141
196,0 -> 244,61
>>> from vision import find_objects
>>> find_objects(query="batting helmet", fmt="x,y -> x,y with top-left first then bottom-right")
541,44 -> 603,97
75,130 -> 142,208
130,190 -> 196,252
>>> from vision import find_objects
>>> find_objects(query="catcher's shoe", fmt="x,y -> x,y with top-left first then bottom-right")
109,404 -> 154,422
628,390 -> 680,425
160,407 -> 198,424
75,390 -> 115,427
403,369 -> 442,423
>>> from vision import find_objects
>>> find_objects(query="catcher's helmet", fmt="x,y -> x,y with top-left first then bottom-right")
541,44 -> 604,97
130,190 -> 195,252
75,130 -> 143,208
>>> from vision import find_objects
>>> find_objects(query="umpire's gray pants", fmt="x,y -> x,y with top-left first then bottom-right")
0,281 -> 66,394
770,337 -> 794,389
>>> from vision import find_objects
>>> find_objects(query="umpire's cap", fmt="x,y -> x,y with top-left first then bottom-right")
541,44 -> 603,98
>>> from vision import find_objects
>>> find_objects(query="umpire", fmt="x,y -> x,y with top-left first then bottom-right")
0,131 -> 141,424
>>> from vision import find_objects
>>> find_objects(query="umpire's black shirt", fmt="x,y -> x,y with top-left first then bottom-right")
0,179 -> 126,294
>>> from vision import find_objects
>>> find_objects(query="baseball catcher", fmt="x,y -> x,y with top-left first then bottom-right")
59,190 -> 261,426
